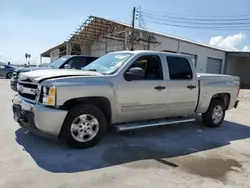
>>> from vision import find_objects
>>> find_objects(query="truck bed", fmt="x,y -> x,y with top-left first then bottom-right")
196,73 -> 240,114
197,73 -> 240,82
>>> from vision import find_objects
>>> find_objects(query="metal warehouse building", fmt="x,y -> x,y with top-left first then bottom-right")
41,16 -> 250,88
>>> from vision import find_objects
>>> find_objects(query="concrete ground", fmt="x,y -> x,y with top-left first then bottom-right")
0,78 -> 250,188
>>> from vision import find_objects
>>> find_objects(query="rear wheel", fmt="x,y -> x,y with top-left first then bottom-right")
6,72 -> 12,79
202,99 -> 226,128
60,105 -> 107,148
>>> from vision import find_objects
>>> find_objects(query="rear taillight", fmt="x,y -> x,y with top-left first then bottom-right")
236,85 -> 240,97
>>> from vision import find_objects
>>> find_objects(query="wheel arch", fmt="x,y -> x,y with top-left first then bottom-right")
61,96 -> 112,124
210,93 -> 231,110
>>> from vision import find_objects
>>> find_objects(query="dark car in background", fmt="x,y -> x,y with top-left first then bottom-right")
0,65 -> 15,79
10,55 -> 98,91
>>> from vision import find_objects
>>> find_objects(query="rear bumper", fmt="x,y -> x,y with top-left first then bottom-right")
12,95 -> 68,137
234,100 -> 239,109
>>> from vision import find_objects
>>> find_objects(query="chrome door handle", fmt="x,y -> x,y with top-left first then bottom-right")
187,85 -> 196,89
154,86 -> 166,91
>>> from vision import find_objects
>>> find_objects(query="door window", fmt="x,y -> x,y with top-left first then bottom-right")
166,56 -> 193,80
86,57 -> 98,65
127,55 -> 163,80
67,57 -> 87,69
180,53 -> 197,68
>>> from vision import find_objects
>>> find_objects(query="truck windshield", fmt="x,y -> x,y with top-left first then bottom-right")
48,56 -> 71,68
83,53 -> 133,74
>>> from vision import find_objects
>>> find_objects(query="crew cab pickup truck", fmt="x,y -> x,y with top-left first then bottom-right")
12,51 -> 240,148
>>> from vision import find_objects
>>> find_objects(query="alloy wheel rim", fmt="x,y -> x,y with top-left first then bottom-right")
70,114 -> 99,142
212,105 -> 223,124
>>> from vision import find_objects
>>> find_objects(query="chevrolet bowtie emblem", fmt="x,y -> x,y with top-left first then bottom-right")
30,89 -> 37,94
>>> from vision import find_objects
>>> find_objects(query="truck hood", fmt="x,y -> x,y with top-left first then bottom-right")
19,69 -> 103,83
15,67 -> 51,73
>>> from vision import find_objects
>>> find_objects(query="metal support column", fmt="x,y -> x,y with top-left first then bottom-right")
66,41 -> 72,55
40,55 -> 42,66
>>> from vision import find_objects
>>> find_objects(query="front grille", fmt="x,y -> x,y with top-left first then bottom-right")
17,81 -> 38,102
20,78 -> 33,82
19,82 -> 38,89
18,92 -> 37,101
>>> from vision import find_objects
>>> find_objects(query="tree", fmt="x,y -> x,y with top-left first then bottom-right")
25,53 -> 31,65
25,53 -> 28,64
27,54 -> 31,65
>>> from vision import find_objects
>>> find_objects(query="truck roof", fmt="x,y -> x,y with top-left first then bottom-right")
109,50 -> 190,57
64,55 -> 99,58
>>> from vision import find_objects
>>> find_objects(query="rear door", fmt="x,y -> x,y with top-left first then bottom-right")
166,56 -> 199,116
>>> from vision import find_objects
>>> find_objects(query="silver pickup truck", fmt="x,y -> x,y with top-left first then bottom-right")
12,51 -> 240,148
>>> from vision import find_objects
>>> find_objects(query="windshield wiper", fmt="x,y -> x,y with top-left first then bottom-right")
84,68 -> 107,75
84,69 -> 97,72
49,65 -> 55,68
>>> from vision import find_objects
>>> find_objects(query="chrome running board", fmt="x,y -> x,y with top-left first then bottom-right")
116,118 -> 196,132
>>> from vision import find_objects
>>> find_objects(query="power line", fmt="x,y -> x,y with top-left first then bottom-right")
138,7 -> 250,30
142,12 -> 250,22
143,15 -> 250,26
141,8 -> 250,19
144,19 -> 250,30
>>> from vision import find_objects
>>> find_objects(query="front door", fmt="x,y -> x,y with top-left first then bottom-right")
0,65 -> 5,76
117,55 -> 167,123
165,56 -> 199,116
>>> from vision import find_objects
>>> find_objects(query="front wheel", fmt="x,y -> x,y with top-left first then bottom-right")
6,72 -> 12,79
202,99 -> 226,128
60,105 -> 107,148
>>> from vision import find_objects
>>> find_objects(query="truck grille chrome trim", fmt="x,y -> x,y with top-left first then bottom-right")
17,81 -> 38,102
18,80 -> 37,85
19,78 -> 33,83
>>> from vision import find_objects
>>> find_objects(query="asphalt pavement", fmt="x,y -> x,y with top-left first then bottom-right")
0,78 -> 250,188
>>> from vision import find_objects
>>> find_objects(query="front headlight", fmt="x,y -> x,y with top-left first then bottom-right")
41,86 -> 56,106
12,72 -> 17,78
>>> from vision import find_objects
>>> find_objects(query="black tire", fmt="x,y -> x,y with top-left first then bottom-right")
202,99 -> 226,128
6,72 -> 12,79
60,105 -> 107,148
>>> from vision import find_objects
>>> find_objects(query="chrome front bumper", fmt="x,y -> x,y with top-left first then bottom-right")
12,95 -> 68,137
10,77 -> 17,91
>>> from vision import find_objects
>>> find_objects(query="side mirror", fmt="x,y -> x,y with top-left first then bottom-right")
64,64 -> 71,69
125,67 -> 145,81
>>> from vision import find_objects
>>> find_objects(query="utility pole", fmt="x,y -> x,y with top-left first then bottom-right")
131,7 -> 136,51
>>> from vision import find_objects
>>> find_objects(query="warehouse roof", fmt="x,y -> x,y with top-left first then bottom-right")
41,15 -> 247,56
41,42 -> 66,57
227,51 -> 250,57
